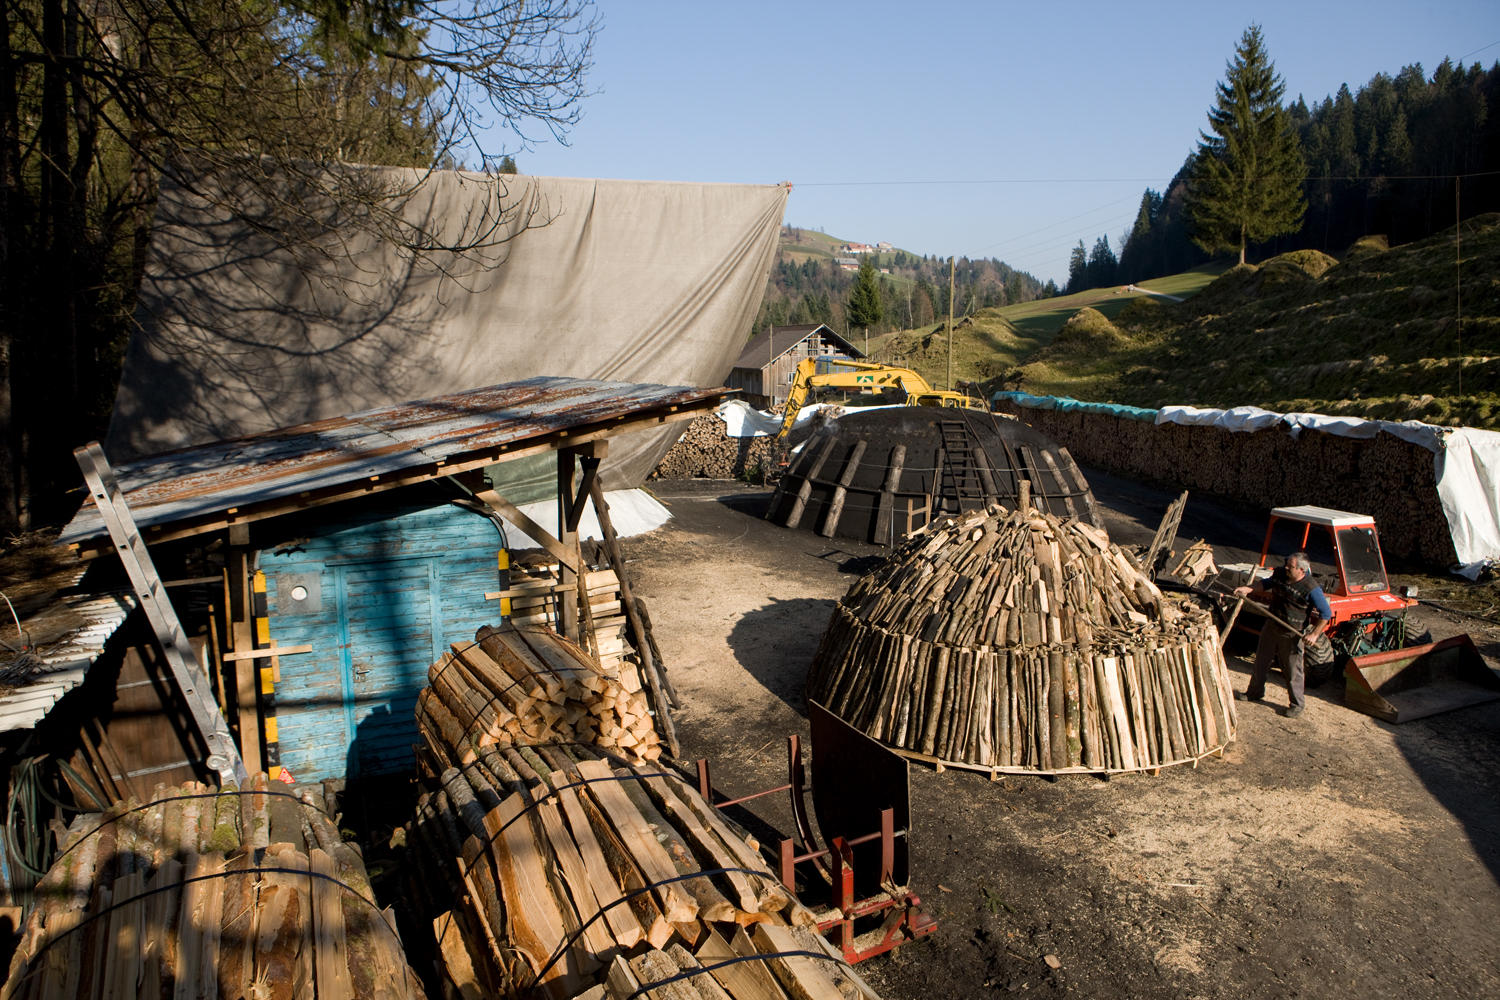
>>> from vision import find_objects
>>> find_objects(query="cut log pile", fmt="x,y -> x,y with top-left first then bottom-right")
406,741 -> 882,1000
807,502 -> 1236,775
418,623 -> 664,766
650,412 -> 788,481
991,400 -> 1455,566
2,773 -> 424,1000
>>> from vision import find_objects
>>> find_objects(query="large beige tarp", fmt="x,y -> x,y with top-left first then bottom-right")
107,168 -> 788,492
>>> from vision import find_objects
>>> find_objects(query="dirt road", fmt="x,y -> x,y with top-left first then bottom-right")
625,476 -> 1500,1000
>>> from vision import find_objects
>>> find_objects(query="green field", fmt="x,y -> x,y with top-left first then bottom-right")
861,265 -> 1227,396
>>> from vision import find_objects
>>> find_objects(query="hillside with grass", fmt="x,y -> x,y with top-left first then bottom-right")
861,216 -> 1500,430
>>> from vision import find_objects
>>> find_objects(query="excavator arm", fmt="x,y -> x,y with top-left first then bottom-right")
778,357 -> 982,437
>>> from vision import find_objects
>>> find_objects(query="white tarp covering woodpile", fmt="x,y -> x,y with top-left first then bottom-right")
407,729 -> 883,998
107,169 -> 788,493
807,501 -> 1236,775
3,774 -> 424,1000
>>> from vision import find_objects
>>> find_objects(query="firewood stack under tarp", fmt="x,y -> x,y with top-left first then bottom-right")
2,774 -> 425,1000
806,499 -> 1237,776
418,623 -> 664,768
406,740 -> 884,1000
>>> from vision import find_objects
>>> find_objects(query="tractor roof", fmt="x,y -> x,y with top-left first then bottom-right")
1271,505 -> 1377,528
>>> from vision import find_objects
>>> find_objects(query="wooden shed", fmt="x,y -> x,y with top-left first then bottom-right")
58,376 -> 727,788
725,324 -> 864,407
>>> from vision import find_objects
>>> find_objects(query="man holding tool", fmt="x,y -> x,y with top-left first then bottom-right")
1233,551 -> 1333,719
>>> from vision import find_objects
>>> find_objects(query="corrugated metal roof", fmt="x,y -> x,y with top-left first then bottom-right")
62,376 -> 728,547
0,570 -> 135,733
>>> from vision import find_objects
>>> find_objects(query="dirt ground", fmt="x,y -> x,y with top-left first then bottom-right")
624,474 -> 1500,1000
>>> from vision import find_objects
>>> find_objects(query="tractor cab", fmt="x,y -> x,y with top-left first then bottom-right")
1257,505 -> 1417,627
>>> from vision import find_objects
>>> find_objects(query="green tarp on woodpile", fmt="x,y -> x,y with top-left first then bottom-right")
106,168 -> 789,494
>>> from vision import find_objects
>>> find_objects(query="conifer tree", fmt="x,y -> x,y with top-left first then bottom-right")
1188,24 -> 1307,264
846,258 -> 884,336
1066,241 -> 1088,293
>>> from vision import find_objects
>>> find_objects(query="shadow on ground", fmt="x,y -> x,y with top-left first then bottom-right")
726,596 -> 838,716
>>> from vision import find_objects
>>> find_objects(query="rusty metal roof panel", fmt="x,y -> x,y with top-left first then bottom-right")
62,376 -> 727,546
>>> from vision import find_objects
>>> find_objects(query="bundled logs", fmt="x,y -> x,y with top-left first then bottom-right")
418,623 -> 663,767
807,502 -> 1237,775
505,564 -> 642,680
503,557 -> 679,758
406,742 -> 882,1000
2,774 -> 424,1000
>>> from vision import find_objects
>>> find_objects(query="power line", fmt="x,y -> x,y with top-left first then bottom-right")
793,168 -> 1500,188
1458,40 -> 1500,62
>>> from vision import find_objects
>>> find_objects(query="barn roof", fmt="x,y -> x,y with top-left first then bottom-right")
731,324 -> 863,371
62,376 -> 729,550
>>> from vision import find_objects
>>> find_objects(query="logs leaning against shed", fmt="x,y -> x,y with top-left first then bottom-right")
806,500 -> 1237,775
405,740 -> 883,1000
2,773 -> 424,1000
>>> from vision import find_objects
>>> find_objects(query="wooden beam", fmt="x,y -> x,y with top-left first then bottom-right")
587,476 -> 680,757
558,450 -> 579,641
473,490 -> 581,574
221,643 -> 313,662
226,527 -> 263,776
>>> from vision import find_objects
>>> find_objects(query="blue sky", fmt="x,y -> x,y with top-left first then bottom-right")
488,1 -> 1500,287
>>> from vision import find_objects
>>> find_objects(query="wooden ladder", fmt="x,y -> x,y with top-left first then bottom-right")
75,442 -> 248,788
937,420 -> 986,514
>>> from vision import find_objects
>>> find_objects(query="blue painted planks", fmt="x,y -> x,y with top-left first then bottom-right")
261,499 -> 503,779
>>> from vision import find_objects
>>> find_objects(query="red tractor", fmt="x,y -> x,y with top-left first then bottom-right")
1251,505 -> 1420,676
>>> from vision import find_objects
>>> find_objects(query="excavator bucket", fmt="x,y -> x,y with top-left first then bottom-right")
1343,633 -> 1500,723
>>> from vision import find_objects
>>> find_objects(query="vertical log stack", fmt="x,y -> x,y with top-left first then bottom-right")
406,739 -> 883,1000
417,623 -> 663,767
2,774 -> 425,1000
806,502 -> 1237,775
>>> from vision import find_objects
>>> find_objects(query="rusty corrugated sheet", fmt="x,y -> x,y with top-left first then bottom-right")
62,376 -> 727,546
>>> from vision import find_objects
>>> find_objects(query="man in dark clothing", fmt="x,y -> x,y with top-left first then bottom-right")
1232,551 -> 1333,719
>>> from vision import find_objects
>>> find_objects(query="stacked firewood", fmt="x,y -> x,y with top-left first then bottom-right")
992,401 -> 1455,565
406,742 -> 882,1000
2,774 -> 424,1000
418,623 -> 663,767
504,564 -> 641,678
807,502 -> 1236,775
649,412 -> 788,480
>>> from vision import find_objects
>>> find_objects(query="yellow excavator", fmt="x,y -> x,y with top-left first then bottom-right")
777,357 -> 986,438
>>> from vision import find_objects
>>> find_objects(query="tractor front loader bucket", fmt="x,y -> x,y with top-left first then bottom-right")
1343,633 -> 1500,723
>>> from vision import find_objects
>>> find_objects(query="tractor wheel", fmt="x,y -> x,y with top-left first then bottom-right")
1305,654 -> 1343,688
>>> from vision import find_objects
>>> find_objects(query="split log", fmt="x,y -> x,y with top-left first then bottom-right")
418,622 -> 663,768
405,742 -> 881,1000
2,778 -> 424,1000
807,502 -> 1236,775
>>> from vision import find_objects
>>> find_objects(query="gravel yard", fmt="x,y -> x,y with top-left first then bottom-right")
623,475 -> 1500,1000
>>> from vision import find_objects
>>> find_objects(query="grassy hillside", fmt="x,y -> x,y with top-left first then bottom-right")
864,266 -> 1226,392
862,217 -> 1500,430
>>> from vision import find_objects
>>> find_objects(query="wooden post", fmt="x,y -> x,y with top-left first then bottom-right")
558,450 -> 579,641
227,525 -> 263,776
586,475 -> 680,758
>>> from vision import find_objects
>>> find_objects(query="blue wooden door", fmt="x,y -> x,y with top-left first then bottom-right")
260,501 -> 502,779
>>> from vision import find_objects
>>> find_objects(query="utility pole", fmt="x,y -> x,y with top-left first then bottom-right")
947,257 -> 957,391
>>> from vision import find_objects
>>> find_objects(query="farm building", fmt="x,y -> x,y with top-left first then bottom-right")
1,169 -> 786,829
725,323 -> 865,408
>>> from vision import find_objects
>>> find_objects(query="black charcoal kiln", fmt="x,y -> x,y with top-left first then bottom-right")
767,407 -> 1100,545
